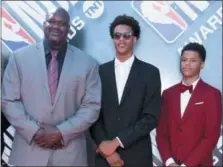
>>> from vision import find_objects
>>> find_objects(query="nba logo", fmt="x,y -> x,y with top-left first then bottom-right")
1,7 -> 35,52
131,1 -> 188,43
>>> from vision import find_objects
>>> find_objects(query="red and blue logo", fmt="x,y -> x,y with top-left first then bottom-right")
132,1 -> 188,43
132,1 -> 218,44
1,7 -> 35,52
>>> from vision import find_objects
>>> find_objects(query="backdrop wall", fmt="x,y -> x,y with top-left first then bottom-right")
1,1 -> 222,166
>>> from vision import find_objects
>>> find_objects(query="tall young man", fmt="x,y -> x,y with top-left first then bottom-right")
91,15 -> 161,166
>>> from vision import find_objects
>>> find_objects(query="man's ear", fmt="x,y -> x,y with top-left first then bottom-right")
133,36 -> 137,44
200,62 -> 205,70
43,21 -> 47,27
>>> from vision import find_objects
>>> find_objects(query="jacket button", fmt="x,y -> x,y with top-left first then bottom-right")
178,127 -> 183,132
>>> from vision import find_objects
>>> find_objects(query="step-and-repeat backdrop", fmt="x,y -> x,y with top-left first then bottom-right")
1,1 -> 222,166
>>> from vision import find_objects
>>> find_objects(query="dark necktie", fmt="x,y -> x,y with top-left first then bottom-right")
180,84 -> 193,94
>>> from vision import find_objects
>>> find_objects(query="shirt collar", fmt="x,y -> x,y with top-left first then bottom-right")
115,54 -> 135,68
182,77 -> 200,89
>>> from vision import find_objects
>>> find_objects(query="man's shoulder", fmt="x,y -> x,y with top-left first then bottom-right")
14,42 -> 40,54
201,80 -> 221,95
68,44 -> 84,55
99,60 -> 113,69
11,42 -> 41,60
136,58 -> 160,73
163,83 -> 180,95
99,57 -> 161,74
68,44 -> 98,65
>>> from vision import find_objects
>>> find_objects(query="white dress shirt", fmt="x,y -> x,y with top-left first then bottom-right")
114,55 -> 135,148
165,78 -> 200,167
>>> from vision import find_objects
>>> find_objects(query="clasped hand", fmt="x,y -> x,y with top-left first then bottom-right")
34,124 -> 63,150
96,139 -> 124,166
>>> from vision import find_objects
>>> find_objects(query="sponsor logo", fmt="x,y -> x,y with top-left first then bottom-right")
83,1 -> 104,19
131,1 -> 214,43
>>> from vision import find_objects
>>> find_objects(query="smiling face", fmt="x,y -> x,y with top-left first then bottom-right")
180,50 -> 204,79
43,9 -> 70,47
112,24 -> 136,56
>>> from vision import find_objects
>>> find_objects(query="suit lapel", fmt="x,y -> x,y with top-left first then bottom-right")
182,79 -> 204,122
119,58 -> 139,106
53,45 -> 74,108
173,84 -> 182,124
109,60 -> 119,107
36,42 -> 52,103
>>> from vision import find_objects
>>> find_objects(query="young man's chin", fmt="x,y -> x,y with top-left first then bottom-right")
183,74 -> 198,79
117,50 -> 131,56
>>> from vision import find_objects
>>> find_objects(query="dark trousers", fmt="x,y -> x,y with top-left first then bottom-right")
1,113 -> 10,154
1,113 -> 10,167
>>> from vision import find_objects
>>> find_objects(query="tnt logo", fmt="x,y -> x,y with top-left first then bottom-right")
83,1 -> 104,19
1,7 -> 35,52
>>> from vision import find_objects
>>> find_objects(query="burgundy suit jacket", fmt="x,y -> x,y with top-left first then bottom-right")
156,79 -> 222,167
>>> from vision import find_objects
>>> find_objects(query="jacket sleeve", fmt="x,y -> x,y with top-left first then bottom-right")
156,90 -> 173,165
2,53 -> 40,144
90,66 -> 108,146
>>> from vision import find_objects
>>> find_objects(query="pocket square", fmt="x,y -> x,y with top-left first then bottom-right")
194,101 -> 204,105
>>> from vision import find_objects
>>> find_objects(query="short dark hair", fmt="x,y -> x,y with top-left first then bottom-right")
181,42 -> 206,62
109,14 -> 141,39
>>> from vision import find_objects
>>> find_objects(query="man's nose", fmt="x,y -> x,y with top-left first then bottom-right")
51,24 -> 60,29
119,36 -> 125,40
185,60 -> 190,65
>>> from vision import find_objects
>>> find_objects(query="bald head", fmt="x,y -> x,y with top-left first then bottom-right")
46,7 -> 70,25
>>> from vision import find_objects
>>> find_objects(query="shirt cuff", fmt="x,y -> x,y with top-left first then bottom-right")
60,139 -> 64,145
116,137 -> 124,148
180,164 -> 186,166
165,158 -> 176,166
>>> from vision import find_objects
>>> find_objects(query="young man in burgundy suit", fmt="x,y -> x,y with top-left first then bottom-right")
156,42 -> 222,167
